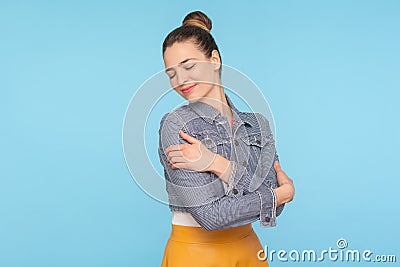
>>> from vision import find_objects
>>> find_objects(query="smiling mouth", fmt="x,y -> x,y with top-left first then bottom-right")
181,84 -> 196,94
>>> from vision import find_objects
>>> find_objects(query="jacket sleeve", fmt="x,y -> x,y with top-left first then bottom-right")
158,113 -> 279,231
262,151 -> 285,217
246,113 -> 285,217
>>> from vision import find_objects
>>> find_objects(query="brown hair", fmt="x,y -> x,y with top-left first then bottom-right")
162,11 -> 222,76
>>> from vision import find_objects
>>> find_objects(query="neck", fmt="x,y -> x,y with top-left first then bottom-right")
199,84 -> 232,119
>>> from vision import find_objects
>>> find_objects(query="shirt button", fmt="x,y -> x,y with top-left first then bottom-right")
242,161 -> 247,167
232,188 -> 238,195
256,140 -> 261,145
265,216 -> 270,223
206,139 -> 212,145
234,140 -> 239,146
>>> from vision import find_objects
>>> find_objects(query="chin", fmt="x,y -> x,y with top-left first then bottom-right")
186,93 -> 205,102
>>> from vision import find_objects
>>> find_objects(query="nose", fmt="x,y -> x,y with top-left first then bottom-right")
175,68 -> 189,87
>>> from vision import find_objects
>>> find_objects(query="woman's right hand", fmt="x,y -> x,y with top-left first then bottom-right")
273,161 -> 295,206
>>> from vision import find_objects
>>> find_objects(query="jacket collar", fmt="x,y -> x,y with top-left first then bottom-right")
189,93 -> 255,127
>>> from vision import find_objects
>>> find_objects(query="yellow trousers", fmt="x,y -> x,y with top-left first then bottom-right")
161,224 -> 269,267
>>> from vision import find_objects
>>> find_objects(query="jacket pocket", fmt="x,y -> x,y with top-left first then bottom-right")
240,130 -> 276,192
240,130 -> 272,147
194,129 -> 230,154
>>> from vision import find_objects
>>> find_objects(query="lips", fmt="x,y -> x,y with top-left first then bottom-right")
182,84 -> 196,94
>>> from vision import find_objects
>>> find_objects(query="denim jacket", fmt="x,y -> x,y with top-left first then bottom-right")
158,93 -> 284,231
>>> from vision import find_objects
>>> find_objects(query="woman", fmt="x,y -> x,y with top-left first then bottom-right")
158,11 -> 295,267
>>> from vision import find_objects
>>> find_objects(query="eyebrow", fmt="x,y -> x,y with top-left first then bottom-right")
165,58 -> 196,72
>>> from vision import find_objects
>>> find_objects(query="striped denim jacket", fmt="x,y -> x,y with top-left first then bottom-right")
158,93 -> 284,231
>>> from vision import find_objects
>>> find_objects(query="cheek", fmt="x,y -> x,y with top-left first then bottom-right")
191,64 -> 216,83
169,77 -> 178,88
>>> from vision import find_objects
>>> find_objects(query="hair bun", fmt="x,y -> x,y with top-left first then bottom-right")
182,11 -> 212,33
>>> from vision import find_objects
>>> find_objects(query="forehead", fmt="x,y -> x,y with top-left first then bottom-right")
163,40 -> 207,68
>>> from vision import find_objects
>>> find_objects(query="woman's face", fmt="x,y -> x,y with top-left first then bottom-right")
163,40 -> 221,101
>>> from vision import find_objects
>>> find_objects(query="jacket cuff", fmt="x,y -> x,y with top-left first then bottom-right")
255,185 -> 277,227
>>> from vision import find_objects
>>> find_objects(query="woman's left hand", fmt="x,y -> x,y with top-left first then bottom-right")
165,130 -> 217,172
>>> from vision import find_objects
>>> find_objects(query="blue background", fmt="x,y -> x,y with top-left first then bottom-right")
1,0 -> 399,266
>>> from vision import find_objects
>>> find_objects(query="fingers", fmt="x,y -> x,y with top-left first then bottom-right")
165,144 -> 183,154
274,160 -> 283,174
167,150 -> 184,158
169,161 -> 184,170
166,145 -> 186,165
164,130 -> 198,153
179,130 -> 199,144
167,148 -> 186,167
274,161 -> 292,185
168,161 -> 177,169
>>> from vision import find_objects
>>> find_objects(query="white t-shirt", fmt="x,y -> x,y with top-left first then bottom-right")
172,181 -> 228,226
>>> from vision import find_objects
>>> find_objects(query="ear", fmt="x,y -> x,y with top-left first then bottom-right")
210,50 -> 221,72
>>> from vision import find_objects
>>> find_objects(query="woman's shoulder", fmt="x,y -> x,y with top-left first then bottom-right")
238,112 -> 273,134
159,104 -> 202,134
158,104 -> 213,150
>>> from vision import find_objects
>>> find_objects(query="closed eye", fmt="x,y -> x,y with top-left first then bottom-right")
165,70 -> 176,79
182,63 -> 195,70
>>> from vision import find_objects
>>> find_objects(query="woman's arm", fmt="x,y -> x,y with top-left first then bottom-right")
209,153 -> 294,206
159,113 -> 282,231
166,130 -> 249,192
273,161 -> 295,205
160,143 -> 276,230
166,128 -> 294,210
206,153 -> 231,183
